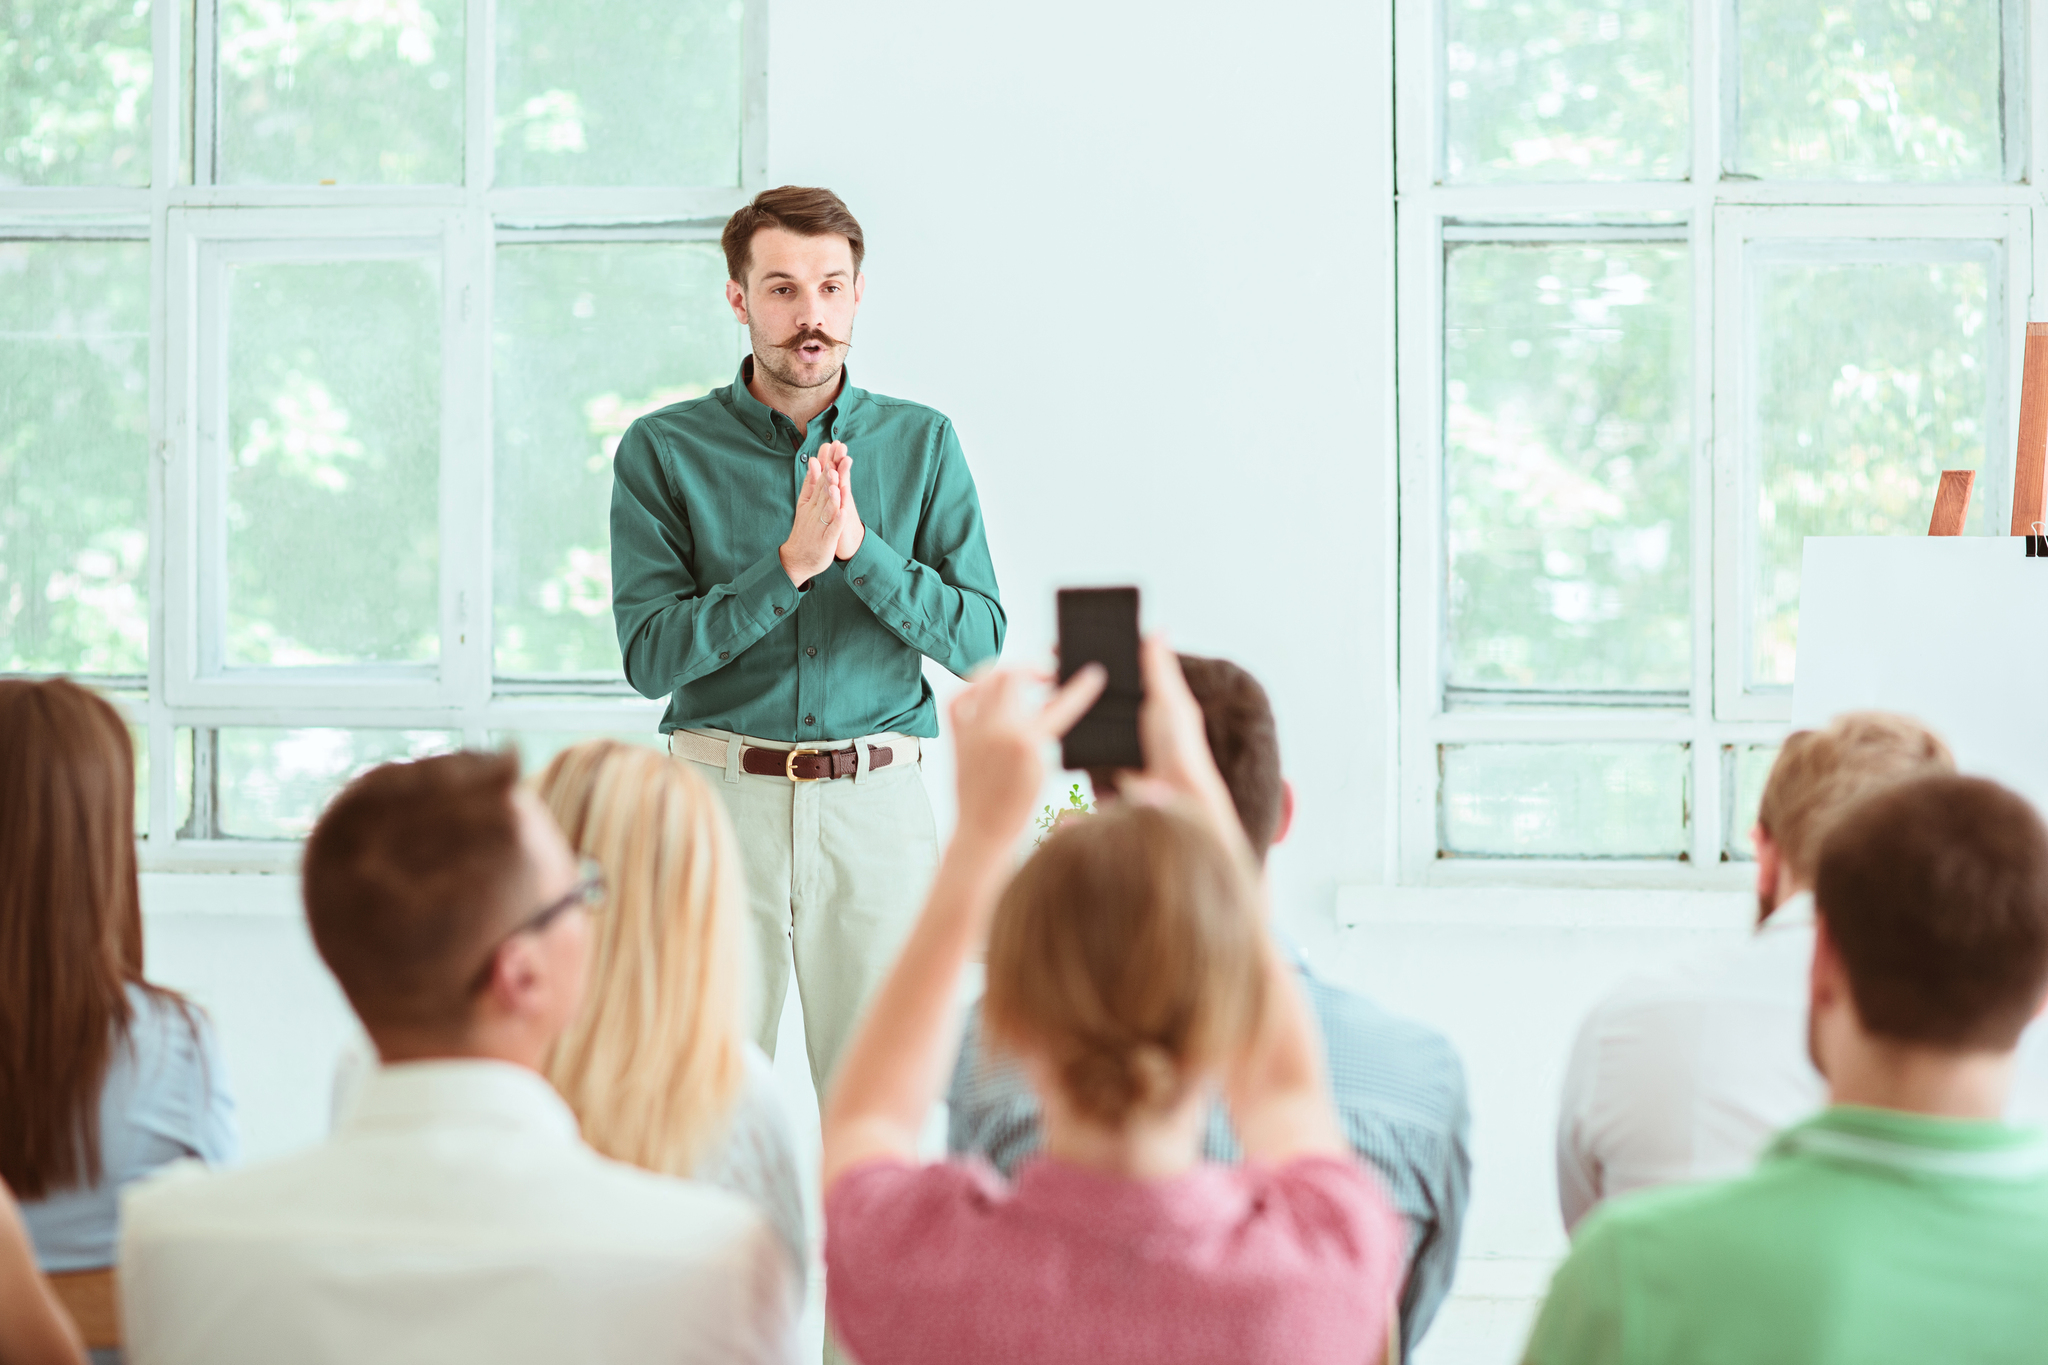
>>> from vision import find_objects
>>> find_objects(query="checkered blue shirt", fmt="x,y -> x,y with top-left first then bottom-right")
944,964 -> 1471,1357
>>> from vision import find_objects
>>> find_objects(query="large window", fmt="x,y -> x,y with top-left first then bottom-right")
2,0 -> 762,864
1397,0 -> 2038,881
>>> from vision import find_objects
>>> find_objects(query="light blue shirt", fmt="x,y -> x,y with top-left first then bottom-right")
946,963 -> 1472,1357
22,984 -> 238,1271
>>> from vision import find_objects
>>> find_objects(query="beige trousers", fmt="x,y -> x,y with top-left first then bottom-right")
673,728 -> 939,1099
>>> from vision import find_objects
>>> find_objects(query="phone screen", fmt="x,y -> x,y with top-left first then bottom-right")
1056,587 -> 1143,771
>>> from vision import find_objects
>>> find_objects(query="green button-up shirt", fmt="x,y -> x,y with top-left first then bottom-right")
611,359 -> 1005,740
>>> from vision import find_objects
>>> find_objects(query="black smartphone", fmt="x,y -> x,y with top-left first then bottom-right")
1056,587 -> 1143,771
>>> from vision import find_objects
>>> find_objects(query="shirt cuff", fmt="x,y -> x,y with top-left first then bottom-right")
732,548 -> 805,630
842,530 -> 923,627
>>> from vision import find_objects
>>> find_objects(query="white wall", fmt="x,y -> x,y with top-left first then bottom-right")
136,8 -> 1759,1365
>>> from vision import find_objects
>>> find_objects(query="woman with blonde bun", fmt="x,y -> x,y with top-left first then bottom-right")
535,741 -> 803,1274
820,643 -> 1404,1365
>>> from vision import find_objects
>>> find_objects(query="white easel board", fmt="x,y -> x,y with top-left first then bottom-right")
1793,536 -> 2048,814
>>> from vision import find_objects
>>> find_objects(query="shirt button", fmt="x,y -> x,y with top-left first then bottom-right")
773,605 -> 784,616
901,620 -> 911,629
804,714 -> 816,726
805,646 -> 817,658
852,576 -> 865,586
718,651 -> 730,661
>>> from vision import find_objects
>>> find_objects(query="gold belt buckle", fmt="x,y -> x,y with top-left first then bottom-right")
784,747 -> 823,781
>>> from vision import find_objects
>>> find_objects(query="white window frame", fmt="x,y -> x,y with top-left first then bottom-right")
1395,0 -> 2048,888
0,0 -> 769,870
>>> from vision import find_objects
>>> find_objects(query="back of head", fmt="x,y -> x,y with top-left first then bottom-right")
722,185 -> 865,284
1816,774 -> 2048,1051
535,741 -> 747,1175
983,802 -> 1265,1127
303,751 -> 529,1036
1091,654 -> 1284,862
1757,711 -> 1954,883
0,678 -> 146,1197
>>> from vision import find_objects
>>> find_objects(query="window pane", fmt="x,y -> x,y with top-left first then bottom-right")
1444,242 -> 1691,693
1,0 -> 152,186
493,243 -> 739,677
0,241 -> 151,673
226,257 -> 441,668
217,0 -> 463,184
215,728 -> 458,838
488,729 -> 667,776
495,0 -> 742,187
1723,743 -> 1779,861
1441,742 -> 1690,858
1748,247 -> 1992,688
1736,0 -> 2004,181
1444,0 -> 1687,183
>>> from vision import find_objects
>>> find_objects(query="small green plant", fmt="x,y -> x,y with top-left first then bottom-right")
1033,782 -> 1094,844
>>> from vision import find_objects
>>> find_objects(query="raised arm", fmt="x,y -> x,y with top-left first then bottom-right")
836,421 -> 1005,678
0,1181 -> 85,1365
611,420 -> 845,700
821,665 -> 1104,1190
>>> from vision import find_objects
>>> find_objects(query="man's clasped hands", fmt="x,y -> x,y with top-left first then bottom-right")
779,441 -> 865,585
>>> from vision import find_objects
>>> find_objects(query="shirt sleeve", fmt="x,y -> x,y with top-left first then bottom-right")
1392,1059 -> 1472,1349
610,417 -> 804,700
1556,1002 -> 1609,1233
188,1007 -> 240,1167
1521,1212 -> 1631,1365
841,418 -> 1004,678
824,1159 -> 994,1365
1262,1157 -> 1407,1316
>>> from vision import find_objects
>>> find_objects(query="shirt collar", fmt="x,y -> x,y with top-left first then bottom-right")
1760,889 -> 1815,933
340,1059 -> 583,1145
724,355 -> 865,448
1771,1104 -> 2048,1181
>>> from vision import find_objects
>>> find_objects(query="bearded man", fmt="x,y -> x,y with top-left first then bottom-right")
610,186 -> 1005,1102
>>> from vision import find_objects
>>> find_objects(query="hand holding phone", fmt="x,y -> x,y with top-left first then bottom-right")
1056,587 -> 1143,770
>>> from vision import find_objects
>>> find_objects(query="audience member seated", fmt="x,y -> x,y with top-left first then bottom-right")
0,681 -> 237,1298
1557,712 -> 1969,1228
1525,773 -> 2048,1365
947,654 -> 1470,1353
822,645 -> 1404,1365
117,752 -> 798,1365
534,741 -> 805,1276
0,1179 -> 86,1365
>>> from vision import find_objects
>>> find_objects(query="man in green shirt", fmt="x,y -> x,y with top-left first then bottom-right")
1525,772 -> 2048,1365
610,186 -> 1004,1097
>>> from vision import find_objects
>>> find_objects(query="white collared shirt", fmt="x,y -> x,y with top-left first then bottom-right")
119,1059 -> 799,1365
1557,892 -> 2048,1231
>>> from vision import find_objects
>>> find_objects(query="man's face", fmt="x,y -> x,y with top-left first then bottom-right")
725,226 -> 863,393
509,790 -> 591,1039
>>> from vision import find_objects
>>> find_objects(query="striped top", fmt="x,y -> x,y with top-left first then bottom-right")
945,963 -> 1471,1355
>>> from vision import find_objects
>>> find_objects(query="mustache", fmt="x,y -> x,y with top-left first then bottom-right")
774,326 -> 851,352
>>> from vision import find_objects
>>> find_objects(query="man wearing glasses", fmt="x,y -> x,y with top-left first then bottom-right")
119,751 -> 801,1365
611,185 -> 1004,1098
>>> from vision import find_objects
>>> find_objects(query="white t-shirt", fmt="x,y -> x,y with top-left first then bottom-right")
121,1059 -> 798,1365
1557,892 -> 2048,1230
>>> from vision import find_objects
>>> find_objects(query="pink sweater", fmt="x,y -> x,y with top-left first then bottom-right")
825,1153 -> 1403,1365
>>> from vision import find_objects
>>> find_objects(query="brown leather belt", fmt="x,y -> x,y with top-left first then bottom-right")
742,743 -> 895,782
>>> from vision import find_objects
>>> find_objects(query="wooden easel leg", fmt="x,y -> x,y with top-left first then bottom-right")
2011,321 -> 2048,536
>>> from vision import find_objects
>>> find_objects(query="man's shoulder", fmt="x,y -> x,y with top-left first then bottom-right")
852,389 -> 954,442
622,388 -> 741,448
1304,976 -> 1467,1118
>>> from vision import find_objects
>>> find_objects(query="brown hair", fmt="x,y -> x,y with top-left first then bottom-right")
303,751 -> 531,1033
0,679 -> 189,1199
1756,711 -> 1954,883
537,743 -> 747,1177
721,185 -> 866,286
983,803 -> 1265,1126
1093,655 -> 1284,864
1816,774 -> 2048,1051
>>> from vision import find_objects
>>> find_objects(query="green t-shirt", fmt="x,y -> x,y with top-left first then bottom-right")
1524,1105 -> 2048,1365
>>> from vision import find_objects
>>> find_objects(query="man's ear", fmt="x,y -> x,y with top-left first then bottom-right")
852,270 -> 865,307
1271,779 -> 1296,848
725,278 -> 749,325
1810,917 -> 1848,1016
480,934 -> 547,1022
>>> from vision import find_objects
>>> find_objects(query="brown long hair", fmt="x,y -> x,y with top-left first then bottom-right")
0,679 -> 177,1198
537,742 -> 748,1176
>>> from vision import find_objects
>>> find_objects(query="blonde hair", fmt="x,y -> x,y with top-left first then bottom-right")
983,802 -> 1265,1127
536,741 -> 748,1176
1757,711 -> 1955,883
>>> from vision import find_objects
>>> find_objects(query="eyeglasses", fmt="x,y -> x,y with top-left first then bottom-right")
470,858 -> 604,993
